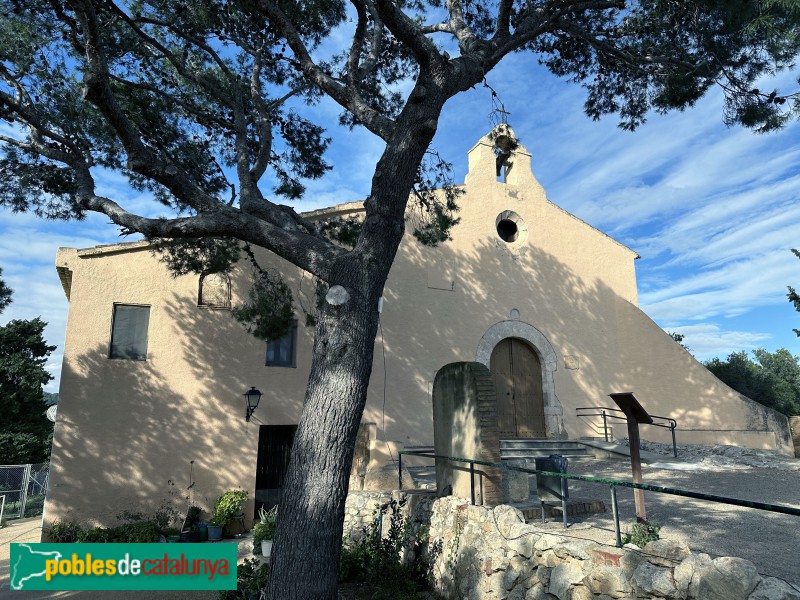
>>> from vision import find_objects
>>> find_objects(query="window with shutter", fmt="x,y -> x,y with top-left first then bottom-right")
109,304 -> 150,360
266,320 -> 297,367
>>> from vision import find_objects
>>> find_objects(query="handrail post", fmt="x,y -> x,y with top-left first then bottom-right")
470,462 -> 476,505
610,485 -> 622,548
398,453 -> 403,490
671,423 -> 678,458
560,478 -> 568,529
602,410 -> 608,442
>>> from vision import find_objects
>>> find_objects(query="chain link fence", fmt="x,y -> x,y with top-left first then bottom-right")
0,463 -> 49,521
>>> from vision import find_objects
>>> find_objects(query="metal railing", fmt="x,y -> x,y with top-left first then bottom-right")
398,450 -> 800,547
576,406 -> 678,457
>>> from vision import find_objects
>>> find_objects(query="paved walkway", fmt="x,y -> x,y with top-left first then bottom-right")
556,458 -> 800,590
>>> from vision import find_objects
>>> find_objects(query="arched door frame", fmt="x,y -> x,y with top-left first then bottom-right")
476,320 -> 565,439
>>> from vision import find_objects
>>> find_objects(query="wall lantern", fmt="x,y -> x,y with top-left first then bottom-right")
244,386 -> 262,422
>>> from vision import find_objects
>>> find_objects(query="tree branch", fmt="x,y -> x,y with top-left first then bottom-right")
347,0 -> 368,88
0,67 -> 85,159
418,22 -> 453,35
0,134 -> 77,166
249,52 -> 275,184
71,167 -> 345,279
496,0 -> 514,37
359,0 -> 385,79
248,0 -> 396,140
70,0 -> 222,212
108,5 -> 238,108
373,0 -> 444,67
555,18 -> 700,72
107,74 -> 234,131
445,0 -> 480,54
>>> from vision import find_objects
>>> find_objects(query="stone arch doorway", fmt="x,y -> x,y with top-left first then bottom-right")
490,338 -> 545,437
476,318 -> 565,439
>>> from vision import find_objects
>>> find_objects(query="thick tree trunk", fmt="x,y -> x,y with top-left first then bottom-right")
265,150 -> 433,599
265,67 -> 482,598
265,285 -> 381,600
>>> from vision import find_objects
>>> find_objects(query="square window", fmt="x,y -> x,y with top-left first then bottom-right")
266,320 -> 297,367
109,304 -> 150,360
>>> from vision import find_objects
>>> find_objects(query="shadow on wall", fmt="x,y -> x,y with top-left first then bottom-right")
379,231 -> 788,448
375,235 -> 619,443
46,284 -> 272,528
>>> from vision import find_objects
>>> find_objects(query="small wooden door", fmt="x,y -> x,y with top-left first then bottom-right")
490,338 -> 545,437
255,425 -> 297,517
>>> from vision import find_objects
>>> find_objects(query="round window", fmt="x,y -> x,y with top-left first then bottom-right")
495,211 -> 527,245
496,219 -> 519,243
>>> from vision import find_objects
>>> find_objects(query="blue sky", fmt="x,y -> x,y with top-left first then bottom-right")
0,51 -> 799,393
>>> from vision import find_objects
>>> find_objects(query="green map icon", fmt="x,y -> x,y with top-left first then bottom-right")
9,543 -> 237,590
10,544 -> 63,590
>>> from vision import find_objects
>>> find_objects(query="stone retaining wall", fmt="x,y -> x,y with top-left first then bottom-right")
342,491 -> 393,539
426,497 -> 799,600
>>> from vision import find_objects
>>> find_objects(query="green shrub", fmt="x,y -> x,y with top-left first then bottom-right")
212,489 -> 247,529
217,558 -> 269,600
115,521 -> 162,542
78,527 -> 116,543
23,494 -> 45,517
622,521 -> 662,547
75,521 -> 161,543
45,514 -> 166,543
338,498 -> 438,599
252,506 -> 277,555
187,506 -> 202,526
45,520 -> 83,543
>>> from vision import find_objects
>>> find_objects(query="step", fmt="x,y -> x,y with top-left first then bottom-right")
501,439 -> 590,457
500,444 -> 588,453
501,439 -> 586,449
500,451 -> 594,460
512,499 -> 607,523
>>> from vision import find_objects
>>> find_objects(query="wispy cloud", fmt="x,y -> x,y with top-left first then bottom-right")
641,251 -> 798,321
666,323 -> 772,361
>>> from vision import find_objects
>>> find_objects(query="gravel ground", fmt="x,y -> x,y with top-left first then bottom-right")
545,449 -> 800,590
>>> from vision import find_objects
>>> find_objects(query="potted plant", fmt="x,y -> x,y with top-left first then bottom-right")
197,521 -> 209,542
209,489 -> 247,541
180,506 -> 203,543
161,527 -> 181,543
186,505 -> 202,525
252,505 -> 278,558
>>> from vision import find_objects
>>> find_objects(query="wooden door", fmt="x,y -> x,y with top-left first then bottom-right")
490,338 -> 545,438
255,425 -> 297,516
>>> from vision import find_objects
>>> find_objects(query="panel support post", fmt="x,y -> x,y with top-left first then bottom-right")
626,418 -> 647,522
609,392 -> 652,524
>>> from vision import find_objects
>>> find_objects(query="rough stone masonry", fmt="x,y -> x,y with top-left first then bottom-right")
343,491 -> 800,600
